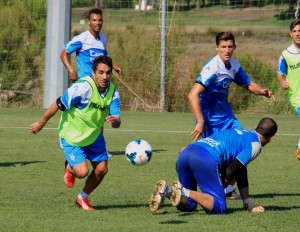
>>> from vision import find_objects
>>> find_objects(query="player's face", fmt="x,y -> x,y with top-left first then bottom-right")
290,25 -> 300,48
92,63 -> 112,91
216,40 -> 235,65
88,13 -> 103,35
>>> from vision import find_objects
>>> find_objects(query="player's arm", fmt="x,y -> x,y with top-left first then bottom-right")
277,56 -> 289,89
245,82 -> 275,102
277,72 -> 289,89
29,101 -> 59,134
106,88 -> 121,128
60,49 -> 78,83
188,82 -> 205,141
226,158 -> 265,213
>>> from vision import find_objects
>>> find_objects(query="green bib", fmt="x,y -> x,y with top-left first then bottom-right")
282,49 -> 300,109
58,76 -> 115,146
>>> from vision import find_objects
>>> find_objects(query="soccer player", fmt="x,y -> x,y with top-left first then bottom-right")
29,56 -> 121,211
60,8 -> 121,159
60,7 -> 122,83
277,19 -> 300,161
187,31 -> 275,198
149,118 -> 277,214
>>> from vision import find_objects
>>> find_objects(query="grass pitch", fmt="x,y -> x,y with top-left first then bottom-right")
0,109 -> 300,231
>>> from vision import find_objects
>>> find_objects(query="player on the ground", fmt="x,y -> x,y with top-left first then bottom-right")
29,56 -> 121,211
187,31 -> 275,198
149,118 -> 277,214
277,19 -> 300,161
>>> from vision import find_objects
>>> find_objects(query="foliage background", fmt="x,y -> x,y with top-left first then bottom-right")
0,0 -> 296,114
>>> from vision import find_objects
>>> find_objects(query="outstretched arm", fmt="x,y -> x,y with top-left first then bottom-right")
188,83 -> 205,141
245,82 -> 275,102
29,101 -> 59,134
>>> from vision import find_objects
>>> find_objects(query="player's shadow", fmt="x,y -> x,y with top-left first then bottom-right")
251,193 -> 300,198
109,149 -> 167,156
0,161 -> 45,167
93,203 -> 146,210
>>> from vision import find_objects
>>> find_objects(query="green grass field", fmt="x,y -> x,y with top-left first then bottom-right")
0,109 -> 300,231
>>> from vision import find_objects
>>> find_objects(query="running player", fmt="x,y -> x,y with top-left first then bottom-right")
277,19 -> 300,161
29,56 -> 121,211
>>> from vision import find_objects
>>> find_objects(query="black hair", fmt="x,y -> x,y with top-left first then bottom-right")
88,8 -> 102,19
255,117 -> 277,138
92,56 -> 113,72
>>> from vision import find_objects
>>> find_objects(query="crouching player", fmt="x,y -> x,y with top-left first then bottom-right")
149,118 -> 277,214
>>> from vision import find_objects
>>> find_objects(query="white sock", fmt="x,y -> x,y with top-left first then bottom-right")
224,185 -> 235,194
298,139 -> 300,148
181,186 -> 190,198
78,191 -> 89,200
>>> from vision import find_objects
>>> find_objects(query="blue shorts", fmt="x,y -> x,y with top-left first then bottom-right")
176,144 -> 227,214
59,133 -> 108,167
202,118 -> 243,138
295,107 -> 300,117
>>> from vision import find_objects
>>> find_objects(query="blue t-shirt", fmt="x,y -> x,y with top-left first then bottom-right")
60,79 -> 120,116
195,55 -> 251,127
64,30 -> 108,78
193,128 -> 261,168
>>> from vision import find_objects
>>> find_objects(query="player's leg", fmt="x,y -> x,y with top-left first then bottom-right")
60,137 -> 89,188
171,145 -> 199,212
75,133 -> 109,210
172,146 -> 227,214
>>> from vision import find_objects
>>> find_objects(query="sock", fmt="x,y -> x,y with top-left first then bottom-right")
298,139 -> 300,149
243,198 -> 251,204
165,186 -> 172,198
224,185 -> 235,194
78,191 -> 89,200
181,186 -> 190,198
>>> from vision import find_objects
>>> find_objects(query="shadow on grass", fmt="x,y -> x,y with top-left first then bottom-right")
109,149 -> 167,156
0,160 -> 45,167
251,193 -> 300,198
93,203 -> 147,210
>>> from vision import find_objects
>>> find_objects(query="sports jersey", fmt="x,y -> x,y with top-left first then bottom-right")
193,128 -> 261,168
277,44 -> 300,109
64,30 -> 108,78
58,76 -> 120,146
195,55 -> 251,136
176,128 -> 262,214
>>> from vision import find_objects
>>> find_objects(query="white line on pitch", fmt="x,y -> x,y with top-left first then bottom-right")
0,126 -> 299,136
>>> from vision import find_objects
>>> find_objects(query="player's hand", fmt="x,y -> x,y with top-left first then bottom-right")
113,65 -> 123,77
244,202 -> 265,213
69,70 -> 78,83
106,115 -> 121,128
29,121 -> 45,134
191,123 -> 203,141
279,79 -> 289,90
262,88 -> 275,102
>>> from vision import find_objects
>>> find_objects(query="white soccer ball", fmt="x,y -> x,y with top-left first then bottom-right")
125,139 -> 152,166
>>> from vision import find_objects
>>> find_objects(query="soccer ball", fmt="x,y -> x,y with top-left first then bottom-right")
125,139 -> 152,166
